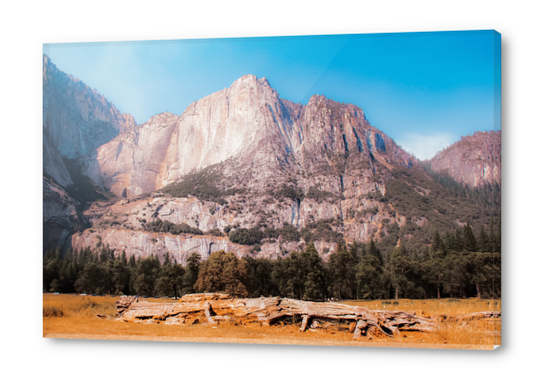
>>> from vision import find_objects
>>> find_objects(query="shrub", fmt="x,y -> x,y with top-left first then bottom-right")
305,186 -> 335,202
274,186 -> 304,202
365,206 -> 379,215
161,168 -> 226,204
229,228 -> 264,245
206,228 -> 224,237
314,227 -> 344,244
264,227 -> 279,239
43,306 -> 64,317
300,227 -> 315,243
145,220 -> 203,235
278,225 -> 301,242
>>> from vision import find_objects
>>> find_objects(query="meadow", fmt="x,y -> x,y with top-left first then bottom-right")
43,294 -> 500,349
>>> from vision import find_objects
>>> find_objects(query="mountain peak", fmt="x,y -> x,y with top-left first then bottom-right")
229,74 -> 272,92
233,74 -> 268,85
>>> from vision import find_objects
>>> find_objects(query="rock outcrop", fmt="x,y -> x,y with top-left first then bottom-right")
42,54 -> 138,252
72,193 -> 343,262
430,131 -> 501,188
43,178 -> 87,251
43,133 -> 72,188
71,228 -> 251,265
43,55 -> 136,160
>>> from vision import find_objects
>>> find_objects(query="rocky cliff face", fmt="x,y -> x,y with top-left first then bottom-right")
43,133 -> 72,188
44,57 -> 499,263
70,227 -> 340,265
43,55 -> 136,160
84,75 -> 414,198
43,54 -> 137,251
43,177 -> 87,251
430,131 -> 501,188
70,74 -> 417,259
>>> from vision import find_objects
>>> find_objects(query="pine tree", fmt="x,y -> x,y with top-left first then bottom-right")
463,223 -> 478,252
444,231 -> 460,252
431,230 -> 446,253
243,257 -> 276,297
132,257 -> 160,296
183,252 -> 201,294
356,240 -> 385,300
156,253 -> 185,298
348,241 -> 364,261
478,226 -> 490,252
75,262 -> 103,294
43,248 -> 62,292
128,255 -> 136,269
327,245 -> 359,300
356,253 -> 384,300
388,246 -> 410,300
367,239 -> 383,265
494,219 -> 502,253
112,252 -> 130,295
455,229 -> 464,251
300,242 -> 325,301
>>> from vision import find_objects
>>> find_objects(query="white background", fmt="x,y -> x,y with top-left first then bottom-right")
0,1 -> 539,378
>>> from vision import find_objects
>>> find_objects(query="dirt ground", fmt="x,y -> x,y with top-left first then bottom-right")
43,294 -> 501,350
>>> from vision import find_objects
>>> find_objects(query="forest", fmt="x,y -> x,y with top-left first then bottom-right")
43,222 -> 500,301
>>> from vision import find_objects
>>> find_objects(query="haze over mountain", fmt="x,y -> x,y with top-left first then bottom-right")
43,55 -> 500,264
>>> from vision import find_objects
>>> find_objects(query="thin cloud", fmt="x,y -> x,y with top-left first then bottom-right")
397,132 -> 456,161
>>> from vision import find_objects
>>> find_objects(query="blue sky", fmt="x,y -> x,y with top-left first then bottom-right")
43,30 -> 500,160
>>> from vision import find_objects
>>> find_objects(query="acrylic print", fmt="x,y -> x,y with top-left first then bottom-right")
43,31 -> 501,349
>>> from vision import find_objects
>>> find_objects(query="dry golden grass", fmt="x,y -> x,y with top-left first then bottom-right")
43,295 -> 500,349
43,294 -> 118,318
341,298 -> 501,316
342,298 -> 501,348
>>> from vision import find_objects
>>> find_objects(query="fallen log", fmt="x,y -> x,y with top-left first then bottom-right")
115,294 -> 444,339
115,294 -> 501,339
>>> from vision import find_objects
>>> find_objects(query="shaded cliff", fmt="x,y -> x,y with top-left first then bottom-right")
43,54 -> 136,249
43,55 -> 136,160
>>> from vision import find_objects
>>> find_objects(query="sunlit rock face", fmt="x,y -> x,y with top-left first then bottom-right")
68,73 -> 419,259
84,74 -> 415,198
430,131 -> 501,188
43,63 -> 422,258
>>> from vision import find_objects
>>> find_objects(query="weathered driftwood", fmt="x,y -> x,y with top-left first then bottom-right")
116,294 -> 441,338
115,294 -> 500,339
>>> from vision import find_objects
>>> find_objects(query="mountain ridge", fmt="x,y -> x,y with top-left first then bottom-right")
43,56 -> 499,265
81,73 -> 416,198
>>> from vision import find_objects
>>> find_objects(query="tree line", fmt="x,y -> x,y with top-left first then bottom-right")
43,223 -> 500,300
43,247 -> 201,298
